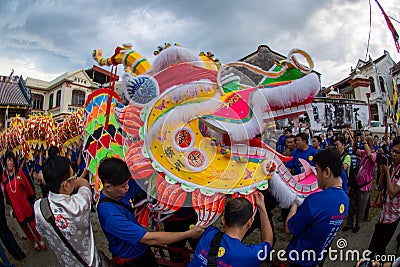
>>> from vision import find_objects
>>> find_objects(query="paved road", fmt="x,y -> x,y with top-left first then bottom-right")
4,192 -> 400,267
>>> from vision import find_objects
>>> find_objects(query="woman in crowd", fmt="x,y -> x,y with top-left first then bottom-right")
1,150 -> 46,252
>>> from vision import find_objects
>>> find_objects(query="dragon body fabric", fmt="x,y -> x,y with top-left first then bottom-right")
92,43 -> 321,226
0,111 -> 84,161
82,89 -> 125,193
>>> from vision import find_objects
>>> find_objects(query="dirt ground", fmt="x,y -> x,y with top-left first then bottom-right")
3,187 -> 400,267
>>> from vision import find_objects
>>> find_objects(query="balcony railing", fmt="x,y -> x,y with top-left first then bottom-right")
67,105 -> 82,113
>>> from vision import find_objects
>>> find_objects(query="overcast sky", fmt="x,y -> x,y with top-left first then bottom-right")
0,0 -> 399,87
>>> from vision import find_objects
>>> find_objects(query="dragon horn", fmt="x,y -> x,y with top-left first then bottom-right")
92,43 -> 152,76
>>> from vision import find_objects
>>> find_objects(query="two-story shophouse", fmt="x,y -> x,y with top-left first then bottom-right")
330,50 -> 396,124
27,66 -> 118,122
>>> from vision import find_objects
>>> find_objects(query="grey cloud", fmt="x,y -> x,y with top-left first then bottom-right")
0,0 -> 398,86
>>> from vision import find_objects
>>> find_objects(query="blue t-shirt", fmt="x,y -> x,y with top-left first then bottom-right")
373,144 -> 379,152
97,179 -> 147,259
19,158 -> 33,178
35,154 -> 46,173
70,149 -> 79,163
277,135 -> 287,154
320,140 -> 328,149
287,187 -> 349,266
286,147 -> 318,175
189,226 -> 271,267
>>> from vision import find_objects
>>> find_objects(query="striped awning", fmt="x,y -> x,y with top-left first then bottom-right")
0,81 -> 29,106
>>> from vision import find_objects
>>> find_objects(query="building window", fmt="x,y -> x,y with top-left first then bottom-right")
369,77 -> 375,93
379,76 -> 385,92
56,90 -> 61,107
72,90 -> 85,106
32,94 -> 44,110
370,104 -> 379,121
49,93 -> 54,109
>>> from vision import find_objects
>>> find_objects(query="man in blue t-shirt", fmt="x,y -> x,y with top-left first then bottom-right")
287,133 -> 318,175
97,158 -> 205,266
285,149 -> 349,267
277,128 -> 292,154
189,192 -> 273,267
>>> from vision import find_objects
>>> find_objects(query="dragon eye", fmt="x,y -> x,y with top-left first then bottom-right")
123,74 -> 159,107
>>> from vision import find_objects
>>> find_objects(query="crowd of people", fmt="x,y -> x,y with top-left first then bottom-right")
0,146 -> 86,267
0,119 -> 400,267
275,120 -> 400,267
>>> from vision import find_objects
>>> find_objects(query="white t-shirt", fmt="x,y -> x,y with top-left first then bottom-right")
34,187 -> 99,266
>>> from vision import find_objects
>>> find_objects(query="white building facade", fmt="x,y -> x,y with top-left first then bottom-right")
331,50 -> 396,124
27,67 -> 117,122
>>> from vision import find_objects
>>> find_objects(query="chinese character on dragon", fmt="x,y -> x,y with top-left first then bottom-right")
88,42 -> 322,226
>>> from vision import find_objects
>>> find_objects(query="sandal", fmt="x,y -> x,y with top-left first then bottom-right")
39,240 -> 47,251
34,242 -> 41,252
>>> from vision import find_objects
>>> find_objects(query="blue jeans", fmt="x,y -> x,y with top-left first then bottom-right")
0,242 -> 13,267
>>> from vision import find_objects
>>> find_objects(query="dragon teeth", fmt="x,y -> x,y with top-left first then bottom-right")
303,185 -> 311,193
288,178 -> 296,187
248,147 -> 257,155
295,183 -> 303,192
311,182 -> 319,191
237,145 -> 247,155
231,145 -> 238,153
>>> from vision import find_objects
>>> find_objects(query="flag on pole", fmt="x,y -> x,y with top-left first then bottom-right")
375,0 -> 400,53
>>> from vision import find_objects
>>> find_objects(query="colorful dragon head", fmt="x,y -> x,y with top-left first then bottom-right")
93,43 -> 321,226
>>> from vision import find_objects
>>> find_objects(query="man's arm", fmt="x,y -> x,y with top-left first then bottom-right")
343,155 -> 351,171
352,131 -> 358,153
286,151 -> 296,174
140,225 -> 205,246
38,150 -> 43,167
74,177 -> 90,191
78,169 -> 89,180
255,191 -> 273,246
360,134 -> 373,161
277,136 -> 285,153
306,127 -> 313,139
285,200 -> 298,234
384,165 -> 400,198
392,117 -> 400,136
343,162 -> 349,171
384,117 -> 390,146
357,259 -> 392,267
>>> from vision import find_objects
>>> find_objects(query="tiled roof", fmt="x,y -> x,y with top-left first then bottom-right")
0,80 -> 29,106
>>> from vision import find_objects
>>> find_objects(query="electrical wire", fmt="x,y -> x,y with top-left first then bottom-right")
388,16 -> 400,25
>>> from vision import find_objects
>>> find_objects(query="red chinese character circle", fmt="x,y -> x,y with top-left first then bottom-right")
174,129 -> 192,149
